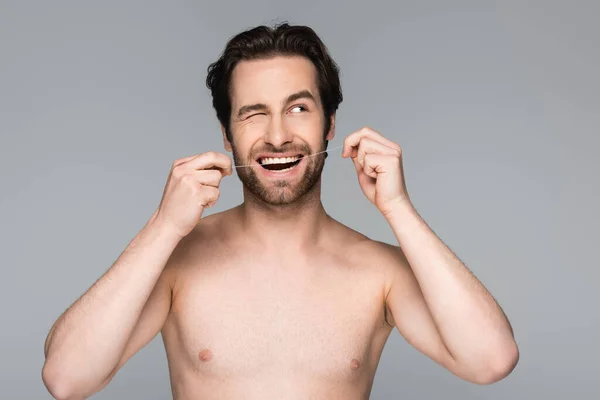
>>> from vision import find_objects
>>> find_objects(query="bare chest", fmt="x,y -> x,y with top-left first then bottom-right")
163,257 -> 391,382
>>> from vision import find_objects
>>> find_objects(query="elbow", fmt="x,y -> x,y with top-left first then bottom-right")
42,360 -> 113,400
42,362 -> 77,400
42,361 -> 95,400
472,341 -> 520,385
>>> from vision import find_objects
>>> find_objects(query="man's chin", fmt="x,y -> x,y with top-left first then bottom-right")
249,184 -> 306,206
236,153 -> 325,206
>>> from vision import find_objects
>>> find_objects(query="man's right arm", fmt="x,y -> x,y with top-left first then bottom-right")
42,151 -> 232,399
42,211 -> 181,400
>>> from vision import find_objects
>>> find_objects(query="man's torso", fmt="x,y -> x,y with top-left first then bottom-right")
159,210 -> 396,399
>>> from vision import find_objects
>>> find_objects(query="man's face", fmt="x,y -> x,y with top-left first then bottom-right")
225,55 -> 334,206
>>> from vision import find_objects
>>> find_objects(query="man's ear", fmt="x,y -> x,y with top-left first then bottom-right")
221,125 -> 232,152
326,114 -> 336,141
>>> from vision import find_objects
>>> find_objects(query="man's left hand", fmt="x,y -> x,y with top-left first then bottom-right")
342,127 -> 411,216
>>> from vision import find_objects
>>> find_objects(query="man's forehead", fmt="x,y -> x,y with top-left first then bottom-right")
230,56 -> 320,105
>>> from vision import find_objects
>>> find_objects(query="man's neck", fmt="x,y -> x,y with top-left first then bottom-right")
235,184 -> 331,253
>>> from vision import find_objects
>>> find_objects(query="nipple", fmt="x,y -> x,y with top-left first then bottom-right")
199,349 -> 213,362
350,358 -> 361,369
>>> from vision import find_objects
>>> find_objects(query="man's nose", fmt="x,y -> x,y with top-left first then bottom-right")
264,116 -> 293,148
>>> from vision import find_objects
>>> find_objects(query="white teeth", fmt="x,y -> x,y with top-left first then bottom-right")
275,166 -> 296,172
260,156 -> 300,165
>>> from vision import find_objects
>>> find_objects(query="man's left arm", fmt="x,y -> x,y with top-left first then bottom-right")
342,127 -> 519,384
384,201 -> 518,384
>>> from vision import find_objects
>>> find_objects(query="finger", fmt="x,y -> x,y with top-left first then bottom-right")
353,156 -> 377,186
363,154 -> 399,179
199,186 -> 220,207
184,152 -> 233,176
194,169 -> 224,188
362,154 -> 380,179
172,155 -> 198,168
355,137 -> 399,168
342,127 -> 401,158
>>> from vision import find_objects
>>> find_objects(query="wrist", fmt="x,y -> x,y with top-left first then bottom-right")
146,210 -> 185,243
380,197 -> 416,221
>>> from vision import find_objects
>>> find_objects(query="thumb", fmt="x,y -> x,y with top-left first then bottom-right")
351,157 -> 362,172
352,156 -> 375,187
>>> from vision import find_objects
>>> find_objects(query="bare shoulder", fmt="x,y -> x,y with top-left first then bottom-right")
161,208 -> 236,281
328,218 -> 411,298
330,218 -> 407,265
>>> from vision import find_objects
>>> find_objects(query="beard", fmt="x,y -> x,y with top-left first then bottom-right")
231,139 -> 328,206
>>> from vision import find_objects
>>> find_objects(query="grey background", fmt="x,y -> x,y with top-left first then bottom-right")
1,0 -> 598,399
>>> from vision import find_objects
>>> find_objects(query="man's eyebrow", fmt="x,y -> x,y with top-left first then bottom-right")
236,90 -> 317,119
285,90 -> 316,105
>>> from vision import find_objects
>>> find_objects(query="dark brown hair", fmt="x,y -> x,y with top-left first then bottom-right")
206,22 -> 343,142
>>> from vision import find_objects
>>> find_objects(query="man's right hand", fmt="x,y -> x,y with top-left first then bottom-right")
154,151 -> 233,238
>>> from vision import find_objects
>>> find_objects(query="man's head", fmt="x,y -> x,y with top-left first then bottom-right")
205,22 -> 343,205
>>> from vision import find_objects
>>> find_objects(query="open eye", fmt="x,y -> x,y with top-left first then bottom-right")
289,105 -> 308,114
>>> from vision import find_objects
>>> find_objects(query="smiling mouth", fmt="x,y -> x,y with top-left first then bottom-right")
258,155 -> 304,171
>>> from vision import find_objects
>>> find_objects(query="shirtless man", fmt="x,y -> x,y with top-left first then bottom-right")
42,23 -> 519,399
